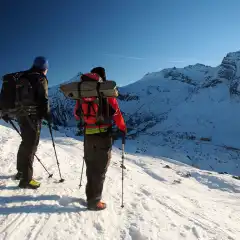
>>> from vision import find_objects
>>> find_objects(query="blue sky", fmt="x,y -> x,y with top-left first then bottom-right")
1,0 -> 240,87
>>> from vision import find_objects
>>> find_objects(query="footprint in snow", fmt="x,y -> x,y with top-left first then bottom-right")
141,201 -> 150,211
131,202 -> 137,209
136,192 -> 143,198
192,226 -> 201,239
183,225 -> 201,239
173,179 -> 182,184
180,232 -> 186,237
141,188 -> 151,196
94,222 -> 104,233
129,226 -> 147,240
171,223 -> 177,228
184,225 -> 191,230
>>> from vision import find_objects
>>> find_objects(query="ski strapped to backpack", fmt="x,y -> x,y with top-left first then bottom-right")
0,71 -> 42,118
60,73 -> 118,130
59,76 -> 118,99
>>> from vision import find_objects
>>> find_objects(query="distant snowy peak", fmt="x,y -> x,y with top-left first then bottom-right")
125,64 -> 215,93
125,50 -> 240,92
217,51 -> 240,81
184,63 -> 211,69
225,50 -> 240,60
49,49 -> 240,127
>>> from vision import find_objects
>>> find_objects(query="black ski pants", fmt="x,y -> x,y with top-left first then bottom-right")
84,132 -> 112,204
17,117 -> 41,182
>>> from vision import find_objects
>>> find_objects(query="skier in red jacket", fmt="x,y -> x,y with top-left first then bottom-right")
74,67 -> 126,210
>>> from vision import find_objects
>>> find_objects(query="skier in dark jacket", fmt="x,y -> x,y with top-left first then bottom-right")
74,67 -> 127,210
16,56 -> 51,189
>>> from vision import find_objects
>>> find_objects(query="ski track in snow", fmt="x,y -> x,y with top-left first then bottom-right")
0,122 -> 240,240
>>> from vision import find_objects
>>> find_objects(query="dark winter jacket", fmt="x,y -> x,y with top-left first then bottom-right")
20,68 -> 50,119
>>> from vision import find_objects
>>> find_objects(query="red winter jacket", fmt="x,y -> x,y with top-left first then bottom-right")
74,97 -> 126,133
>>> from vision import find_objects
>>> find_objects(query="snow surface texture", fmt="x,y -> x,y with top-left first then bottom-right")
48,50 -> 240,175
0,121 -> 240,240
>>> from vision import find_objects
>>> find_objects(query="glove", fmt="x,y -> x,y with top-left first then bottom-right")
112,128 -> 127,140
111,130 -> 119,141
42,119 -> 48,125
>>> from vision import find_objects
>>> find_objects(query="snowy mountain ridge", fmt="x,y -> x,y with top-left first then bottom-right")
49,50 -> 240,127
49,50 -> 240,175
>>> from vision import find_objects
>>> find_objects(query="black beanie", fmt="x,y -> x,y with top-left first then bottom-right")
91,67 -> 106,81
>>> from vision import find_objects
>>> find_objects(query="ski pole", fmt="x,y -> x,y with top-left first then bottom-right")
79,157 -> 85,188
79,133 -> 85,188
48,123 -> 65,183
9,119 -> 53,178
121,134 -> 126,208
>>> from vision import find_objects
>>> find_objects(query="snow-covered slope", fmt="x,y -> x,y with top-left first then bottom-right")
0,122 -> 240,240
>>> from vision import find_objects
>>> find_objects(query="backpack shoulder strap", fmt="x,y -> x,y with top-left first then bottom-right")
21,72 -> 46,87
